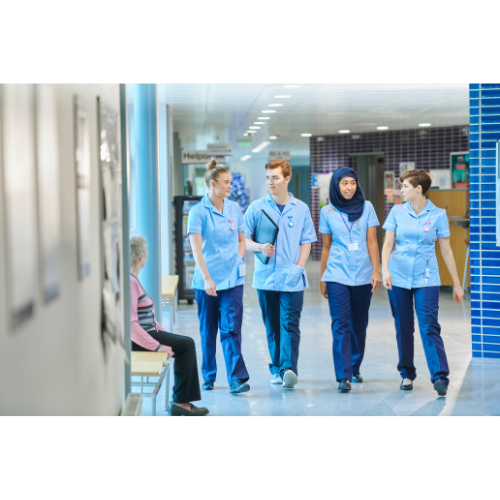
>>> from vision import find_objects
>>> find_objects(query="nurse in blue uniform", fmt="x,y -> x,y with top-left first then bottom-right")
382,169 -> 464,397
245,160 -> 317,389
188,159 -> 250,394
319,167 -> 382,393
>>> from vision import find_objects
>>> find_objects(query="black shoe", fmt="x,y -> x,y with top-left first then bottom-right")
352,373 -> 364,383
338,379 -> 352,392
433,379 -> 448,396
230,379 -> 250,394
400,378 -> 413,391
202,381 -> 214,390
168,403 -> 209,416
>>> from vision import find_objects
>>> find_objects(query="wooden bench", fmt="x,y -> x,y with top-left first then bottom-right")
161,275 -> 179,331
130,351 -> 173,416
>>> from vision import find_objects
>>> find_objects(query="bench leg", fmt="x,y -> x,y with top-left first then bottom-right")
152,394 -> 156,416
169,303 -> 174,332
140,375 -> 144,392
174,289 -> 178,324
165,363 -> 172,411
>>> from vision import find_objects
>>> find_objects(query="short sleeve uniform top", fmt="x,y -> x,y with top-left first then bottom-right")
187,195 -> 246,291
319,201 -> 380,286
382,200 -> 450,289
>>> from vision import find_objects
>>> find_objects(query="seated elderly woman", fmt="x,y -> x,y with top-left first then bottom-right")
130,232 -> 208,416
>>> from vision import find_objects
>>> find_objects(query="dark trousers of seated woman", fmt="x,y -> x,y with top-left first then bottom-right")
132,329 -> 202,404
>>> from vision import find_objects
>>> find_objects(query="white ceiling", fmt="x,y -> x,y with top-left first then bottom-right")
158,83 -> 469,168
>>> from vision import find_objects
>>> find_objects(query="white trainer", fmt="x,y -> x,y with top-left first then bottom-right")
271,373 -> 282,384
282,370 -> 298,389
401,378 -> 413,390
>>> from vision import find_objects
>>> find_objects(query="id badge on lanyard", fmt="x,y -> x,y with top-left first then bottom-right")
339,212 -> 359,252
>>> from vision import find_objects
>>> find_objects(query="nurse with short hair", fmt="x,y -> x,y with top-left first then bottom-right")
319,167 -> 382,393
244,160 -> 317,389
188,159 -> 250,394
382,169 -> 464,397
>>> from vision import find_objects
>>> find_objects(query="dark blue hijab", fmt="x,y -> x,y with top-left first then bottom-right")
329,167 -> 365,222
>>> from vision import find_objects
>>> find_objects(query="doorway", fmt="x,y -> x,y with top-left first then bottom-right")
351,153 -> 385,251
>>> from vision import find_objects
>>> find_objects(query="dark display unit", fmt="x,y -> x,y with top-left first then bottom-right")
174,196 -> 202,304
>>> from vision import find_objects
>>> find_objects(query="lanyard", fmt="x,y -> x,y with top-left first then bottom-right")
338,212 -> 354,241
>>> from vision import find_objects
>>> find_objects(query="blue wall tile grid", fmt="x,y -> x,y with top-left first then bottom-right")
469,83 -> 500,359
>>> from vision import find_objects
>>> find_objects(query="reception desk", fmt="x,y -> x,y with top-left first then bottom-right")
427,189 -> 469,287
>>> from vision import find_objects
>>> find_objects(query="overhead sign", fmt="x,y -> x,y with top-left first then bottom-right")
182,150 -> 226,164
269,150 -> 290,161
207,143 -> 232,156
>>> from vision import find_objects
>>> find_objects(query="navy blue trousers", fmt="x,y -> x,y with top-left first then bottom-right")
195,285 -> 249,385
257,289 -> 304,377
388,285 -> 450,385
326,282 -> 373,382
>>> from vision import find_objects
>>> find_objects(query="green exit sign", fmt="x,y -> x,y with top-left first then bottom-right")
238,140 -> 252,147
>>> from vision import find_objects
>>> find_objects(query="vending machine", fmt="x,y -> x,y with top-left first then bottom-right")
174,196 -> 202,304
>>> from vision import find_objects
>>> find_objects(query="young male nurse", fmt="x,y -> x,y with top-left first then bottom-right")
244,160 -> 317,389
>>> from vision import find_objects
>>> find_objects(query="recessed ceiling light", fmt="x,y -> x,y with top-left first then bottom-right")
258,117 -> 270,120
261,110 -> 276,113
268,104 -> 283,107
316,137 -> 324,142
241,155 -> 251,161
249,126 -> 261,129
284,84 -> 302,88
419,123 -> 431,127
377,126 -> 389,130
339,130 -> 350,134
243,133 -> 248,136
269,136 -> 277,140
254,122 -> 265,125
252,141 -> 271,153
247,130 -> 257,134
274,95 -> 291,98
301,133 -> 312,137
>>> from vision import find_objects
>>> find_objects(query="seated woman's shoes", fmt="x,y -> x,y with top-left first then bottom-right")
230,379 -> 250,394
202,381 -> 214,390
400,378 -> 413,391
338,379 -> 351,392
168,403 -> 209,416
433,379 -> 448,397
352,373 -> 364,383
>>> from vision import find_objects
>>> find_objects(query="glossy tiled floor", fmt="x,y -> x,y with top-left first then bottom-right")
135,259 -> 500,416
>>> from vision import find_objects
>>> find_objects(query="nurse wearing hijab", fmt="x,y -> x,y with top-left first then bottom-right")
319,167 -> 382,392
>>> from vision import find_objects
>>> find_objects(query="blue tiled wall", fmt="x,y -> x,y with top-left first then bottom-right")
309,125 -> 469,259
470,84 -> 500,359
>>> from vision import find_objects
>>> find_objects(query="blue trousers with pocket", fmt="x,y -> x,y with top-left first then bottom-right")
326,282 -> 373,382
388,285 -> 449,385
195,285 -> 249,386
257,289 -> 304,377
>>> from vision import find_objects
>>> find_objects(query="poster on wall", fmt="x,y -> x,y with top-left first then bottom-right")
74,97 -> 91,280
97,97 -> 124,352
450,152 -> 469,188
311,173 -> 331,207
399,161 -> 415,177
2,84 -> 38,329
384,171 -> 396,202
36,85 -> 61,303
429,169 -> 452,190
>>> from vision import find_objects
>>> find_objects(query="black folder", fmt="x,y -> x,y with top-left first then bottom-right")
254,209 -> 279,264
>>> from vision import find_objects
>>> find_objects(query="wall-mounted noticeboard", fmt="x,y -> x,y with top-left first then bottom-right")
450,151 -> 469,188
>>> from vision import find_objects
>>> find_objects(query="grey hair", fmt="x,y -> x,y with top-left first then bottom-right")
130,232 -> 147,267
